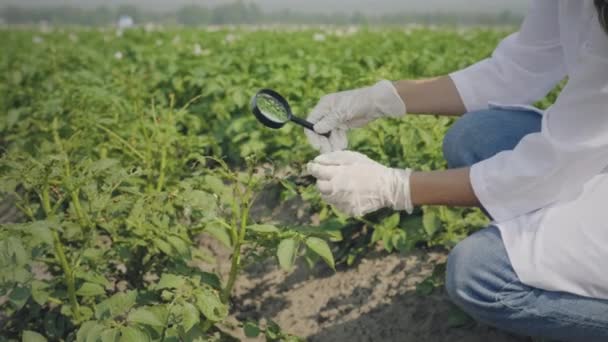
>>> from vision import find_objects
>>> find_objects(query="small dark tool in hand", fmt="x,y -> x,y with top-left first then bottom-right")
250,89 -> 330,138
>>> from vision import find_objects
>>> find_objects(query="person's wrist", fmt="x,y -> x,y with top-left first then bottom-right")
386,168 -> 414,214
371,80 -> 407,118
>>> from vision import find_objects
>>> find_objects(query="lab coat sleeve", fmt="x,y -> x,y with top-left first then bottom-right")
469,16 -> 608,222
450,0 -> 567,111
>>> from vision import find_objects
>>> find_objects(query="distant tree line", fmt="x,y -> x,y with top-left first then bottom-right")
0,1 -> 523,26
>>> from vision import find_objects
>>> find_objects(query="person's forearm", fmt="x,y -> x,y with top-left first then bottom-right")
409,168 -> 480,207
393,76 -> 467,116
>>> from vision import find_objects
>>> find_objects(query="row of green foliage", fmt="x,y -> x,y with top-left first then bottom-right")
0,26 -> 522,341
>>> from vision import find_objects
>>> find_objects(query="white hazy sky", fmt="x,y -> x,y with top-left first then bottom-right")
1,0 -> 529,14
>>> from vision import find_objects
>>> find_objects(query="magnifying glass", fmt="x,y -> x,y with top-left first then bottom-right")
251,89 -> 330,138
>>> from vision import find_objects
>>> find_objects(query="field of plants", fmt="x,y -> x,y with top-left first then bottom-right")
0,25 -> 555,341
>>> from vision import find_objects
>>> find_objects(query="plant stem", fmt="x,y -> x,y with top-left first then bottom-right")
221,219 -> 241,302
42,186 -> 80,321
156,147 -> 167,192
16,203 -> 35,221
52,230 -> 80,321
41,187 -> 52,218
228,194 -> 240,245
49,121 -> 86,321
221,186 -> 253,303
52,118 -> 89,229
139,101 -> 153,181
70,191 -> 88,228
96,123 -> 146,162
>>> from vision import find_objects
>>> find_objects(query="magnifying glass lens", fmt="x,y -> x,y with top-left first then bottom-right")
256,93 -> 290,124
251,89 -> 330,138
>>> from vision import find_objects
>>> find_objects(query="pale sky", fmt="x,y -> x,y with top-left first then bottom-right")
0,0 -> 529,14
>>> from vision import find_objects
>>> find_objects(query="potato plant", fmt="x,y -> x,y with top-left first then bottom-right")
0,123 -> 334,341
0,84 -> 333,341
0,25 -> 564,341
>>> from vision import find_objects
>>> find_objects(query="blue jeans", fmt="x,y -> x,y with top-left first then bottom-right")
443,109 -> 608,341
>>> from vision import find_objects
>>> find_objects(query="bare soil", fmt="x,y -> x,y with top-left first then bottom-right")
200,188 -> 530,342
203,238 -> 528,342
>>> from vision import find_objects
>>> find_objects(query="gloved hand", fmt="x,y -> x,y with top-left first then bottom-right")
305,80 -> 406,153
306,150 -> 414,217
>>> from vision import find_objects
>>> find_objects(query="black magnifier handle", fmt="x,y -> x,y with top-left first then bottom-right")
291,116 -> 331,138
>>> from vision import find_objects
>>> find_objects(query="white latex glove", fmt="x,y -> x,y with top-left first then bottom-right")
307,150 -> 413,217
305,80 -> 406,153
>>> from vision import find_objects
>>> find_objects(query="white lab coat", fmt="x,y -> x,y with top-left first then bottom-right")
449,0 -> 608,300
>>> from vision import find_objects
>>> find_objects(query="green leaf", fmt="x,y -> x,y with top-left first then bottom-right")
181,302 -> 200,332
380,213 -> 400,229
82,248 -> 104,261
22,330 -> 47,342
391,230 -> 407,252
4,236 -> 28,266
127,307 -> 165,327
200,271 -> 221,289
100,328 -> 119,342
74,270 -> 111,287
233,89 -> 246,108
265,319 -> 281,340
439,206 -> 461,222
78,306 -> 95,322
181,190 -> 216,212
77,321 -> 105,342
161,290 -> 174,301
76,282 -> 106,297
26,221 -> 54,246
31,280 -> 50,305
179,324 -> 206,342
279,179 -> 298,201
153,238 -> 174,256
422,211 -> 441,237
203,175 -> 226,194
204,221 -> 232,248
305,237 -> 335,270
9,285 -> 31,310
277,238 -> 299,271
247,224 -> 280,234
77,322 -> 95,342
63,221 -> 84,240
88,159 -> 119,173
194,287 -> 227,322
370,225 -> 383,244
119,326 -> 149,342
243,321 -> 260,338
156,274 -> 186,290
382,230 -> 394,253
95,291 -> 137,320
191,246 -> 216,264
316,218 -> 344,241
416,126 -> 434,145
203,175 -> 232,203
166,236 -> 190,258
149,305 -> 170,325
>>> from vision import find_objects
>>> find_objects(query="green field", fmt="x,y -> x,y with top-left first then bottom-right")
1,26 -> 530,341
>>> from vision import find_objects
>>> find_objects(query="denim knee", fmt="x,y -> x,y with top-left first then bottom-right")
442,109 -> 542,169
445,234 -> 481,308
442,113 -> 480,168
445,227 -> 511,314
447,228 -> 608,341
